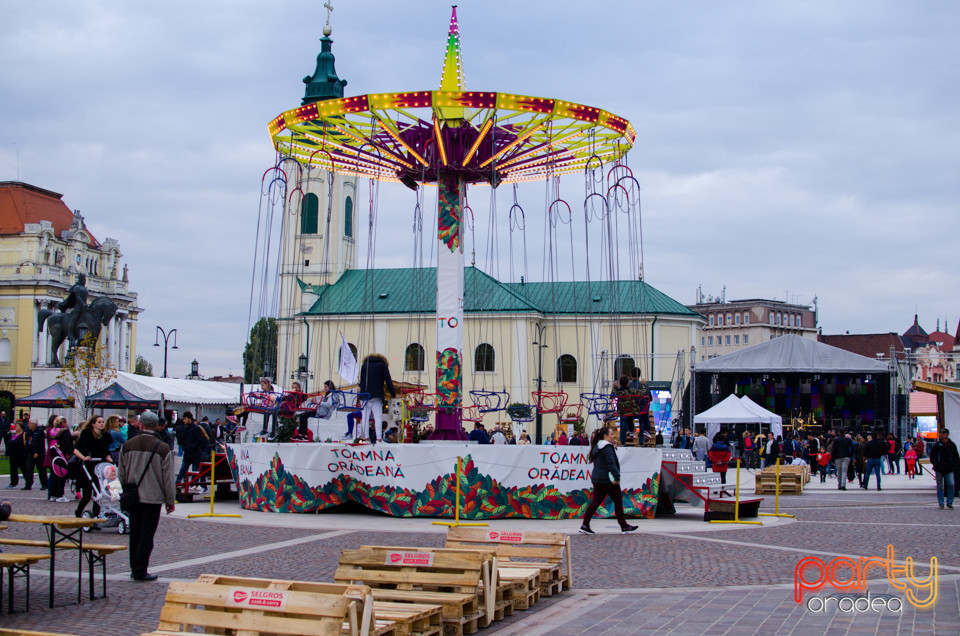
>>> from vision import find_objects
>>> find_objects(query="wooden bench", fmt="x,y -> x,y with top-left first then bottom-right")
445,527 -> 572,597
143,580 -> 354,636
0,538 -> 126,600
0,630 -> 83,636
193,573 -> 443,636
336,546 -> 489,636
0,553 -> 51,614
355,545 -> 512,627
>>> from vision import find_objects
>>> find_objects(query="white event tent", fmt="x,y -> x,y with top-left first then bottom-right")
114,372 -> 241,421
739,395 -> 783,439
694,393 -> 784,443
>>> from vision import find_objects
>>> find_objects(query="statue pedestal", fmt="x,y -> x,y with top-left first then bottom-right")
429,409 -> 468,440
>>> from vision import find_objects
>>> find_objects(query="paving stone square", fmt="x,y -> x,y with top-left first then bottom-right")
0,469 -> 956,635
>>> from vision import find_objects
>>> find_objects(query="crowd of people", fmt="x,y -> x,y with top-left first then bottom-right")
669,424 -> 959,498
0,408 -> 223,510
0,409 -> 177,581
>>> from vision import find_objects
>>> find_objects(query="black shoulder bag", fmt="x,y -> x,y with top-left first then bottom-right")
121,440 -> 161,513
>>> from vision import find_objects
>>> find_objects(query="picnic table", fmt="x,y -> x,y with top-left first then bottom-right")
1,513 -> 122,607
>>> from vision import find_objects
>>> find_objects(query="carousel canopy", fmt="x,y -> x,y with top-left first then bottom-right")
85,382 -> 159,409
695,334 -> 889,374
16,382 -> 75,408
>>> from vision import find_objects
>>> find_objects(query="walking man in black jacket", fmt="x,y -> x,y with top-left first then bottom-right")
862,433 -> 887,491
118,411 -> 175,581
930,429 -> 959,509
832,433 -> 854,490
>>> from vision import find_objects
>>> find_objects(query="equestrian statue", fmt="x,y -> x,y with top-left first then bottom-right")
38,273 -> 118,366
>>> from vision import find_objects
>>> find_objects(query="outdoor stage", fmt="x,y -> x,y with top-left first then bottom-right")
227,443 -> 661,520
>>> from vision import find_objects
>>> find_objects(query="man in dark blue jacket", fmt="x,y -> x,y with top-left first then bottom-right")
468,422 -> 490,444
174,412 -> 208,491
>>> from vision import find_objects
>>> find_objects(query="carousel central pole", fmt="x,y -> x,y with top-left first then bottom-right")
433,172 -> 468,440
430,7 -> 468,441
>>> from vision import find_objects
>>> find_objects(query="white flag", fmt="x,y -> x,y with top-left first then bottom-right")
338,334 -> 359,384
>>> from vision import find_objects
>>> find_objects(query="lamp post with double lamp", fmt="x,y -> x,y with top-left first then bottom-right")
153,326 -> 178,378
291,353 -> 313,391
532,322 -> 547,445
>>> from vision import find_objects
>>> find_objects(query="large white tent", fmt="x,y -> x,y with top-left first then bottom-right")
695,334 -> 889,373
694,394 -> 768,443
113,372 -> 241,421
114,372 -> 239,405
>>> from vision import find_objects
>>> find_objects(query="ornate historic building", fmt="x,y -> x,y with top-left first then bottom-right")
0,181 -> 140,403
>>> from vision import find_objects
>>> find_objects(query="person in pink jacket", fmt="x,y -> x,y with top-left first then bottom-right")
904,444 -> 918,479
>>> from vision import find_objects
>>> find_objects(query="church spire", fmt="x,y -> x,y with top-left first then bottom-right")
302,1 -> 348,104
439,6 -> 465,91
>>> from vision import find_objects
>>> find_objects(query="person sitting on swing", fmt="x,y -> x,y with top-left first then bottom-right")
612,375 -> 638,445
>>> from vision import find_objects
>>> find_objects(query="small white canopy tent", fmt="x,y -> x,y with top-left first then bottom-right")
694,394 -> 768,443
739,396 -> 783,439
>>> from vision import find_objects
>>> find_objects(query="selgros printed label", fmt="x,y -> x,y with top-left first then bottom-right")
487,530 -> 524,543
227,587 -> 289,611
385,551 -> 435,567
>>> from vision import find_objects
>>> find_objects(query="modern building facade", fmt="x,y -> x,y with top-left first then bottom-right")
0,181 -> 140,405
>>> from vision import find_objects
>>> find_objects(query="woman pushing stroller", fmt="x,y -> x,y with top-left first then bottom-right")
73,414 -> 113,525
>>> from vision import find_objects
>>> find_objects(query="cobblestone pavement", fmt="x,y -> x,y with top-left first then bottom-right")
0,473 -> 957,635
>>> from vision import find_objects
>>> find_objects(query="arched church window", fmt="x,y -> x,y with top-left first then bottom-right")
475,343 -> 495,373
301,193 -> 319,234
614,355 -> 635,381
405,343 -> 425,372
557,354 -> 577,383
344,196 -> 354,238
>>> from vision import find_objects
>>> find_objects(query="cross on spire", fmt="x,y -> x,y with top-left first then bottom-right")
323,0 -> 334,36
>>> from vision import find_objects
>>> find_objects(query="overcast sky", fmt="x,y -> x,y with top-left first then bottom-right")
2,1 -> 958,378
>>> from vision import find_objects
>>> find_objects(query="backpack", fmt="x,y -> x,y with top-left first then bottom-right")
50,447 -> 70,478
744,436 -> 754,450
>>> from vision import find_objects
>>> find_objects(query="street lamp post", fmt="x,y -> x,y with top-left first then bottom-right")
291,353 -> 313,391
153,326 -> 178,378
532,322 -> 547,445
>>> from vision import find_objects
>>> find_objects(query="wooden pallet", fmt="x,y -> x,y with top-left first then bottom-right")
143,581 -> 353,636
755,474 -> 804,495
336,547 -> 488,636
497,567 -> 541,610
192,574 -> 407,636
444,527 -> 573,592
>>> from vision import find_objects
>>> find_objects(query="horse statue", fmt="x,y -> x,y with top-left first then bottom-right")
38,296 -> 118,366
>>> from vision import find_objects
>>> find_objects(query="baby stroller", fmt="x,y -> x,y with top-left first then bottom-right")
79,462 -> 130,534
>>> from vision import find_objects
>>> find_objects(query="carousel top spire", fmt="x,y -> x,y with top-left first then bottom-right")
302,0 -> 347,104
438,6 -> 465,91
